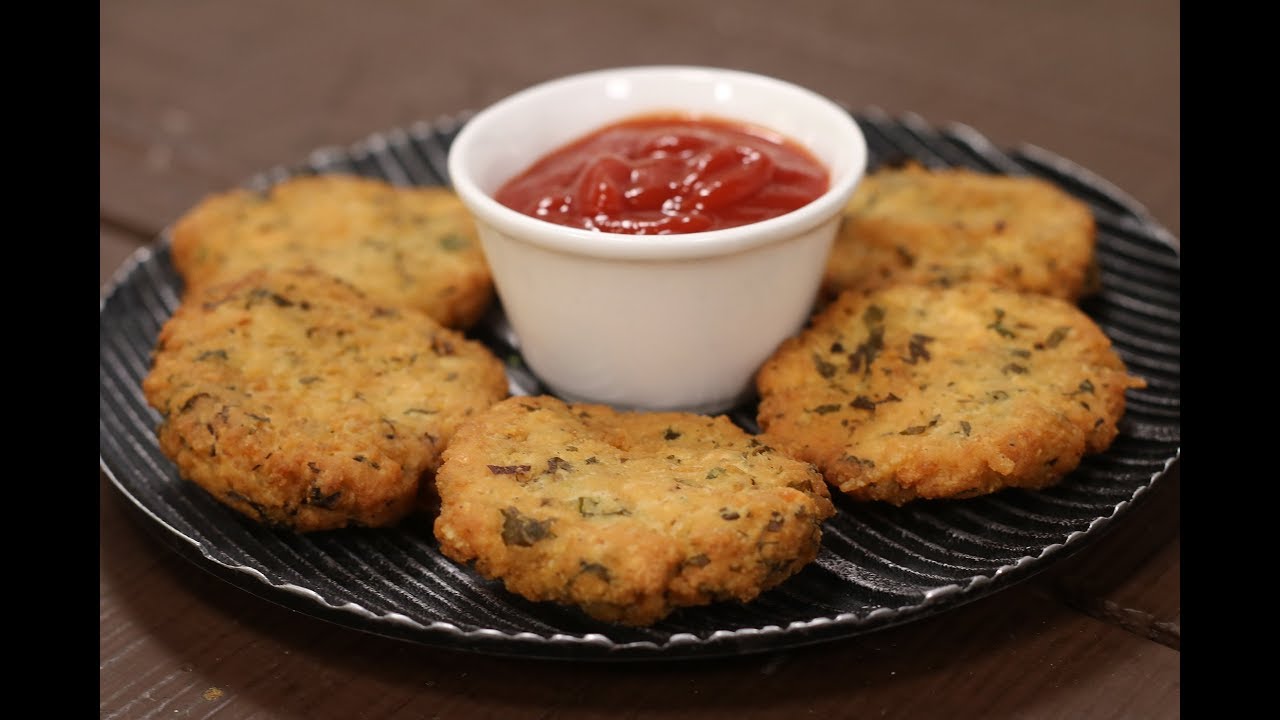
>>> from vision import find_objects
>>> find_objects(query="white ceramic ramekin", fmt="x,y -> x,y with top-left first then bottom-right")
448,65 -> 867,414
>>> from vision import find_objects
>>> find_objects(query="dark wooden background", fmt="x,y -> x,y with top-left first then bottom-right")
101,1 -> 1180,717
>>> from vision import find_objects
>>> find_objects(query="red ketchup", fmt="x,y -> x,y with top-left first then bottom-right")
493,113 -> 830,235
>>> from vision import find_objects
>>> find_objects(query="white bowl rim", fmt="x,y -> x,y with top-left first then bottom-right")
447,65 -> 868,261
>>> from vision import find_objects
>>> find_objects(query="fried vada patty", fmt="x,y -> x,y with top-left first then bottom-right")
822,163 -> 1098,303
170,173 -> 493,329
142,267 -> 510,532
756,283 -> 1146,505
433,395 -> 836,626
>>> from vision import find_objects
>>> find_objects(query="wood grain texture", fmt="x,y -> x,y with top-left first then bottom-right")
1039,467 -> 1181,649
101,1 -> 1179,716
100,0 -> 1178,238
100,473 -> 1178,720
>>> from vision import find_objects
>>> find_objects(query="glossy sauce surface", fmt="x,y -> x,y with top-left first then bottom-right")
494,114 -> 830,235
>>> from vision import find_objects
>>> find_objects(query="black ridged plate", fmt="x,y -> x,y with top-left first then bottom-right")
99,110 -> 1181,661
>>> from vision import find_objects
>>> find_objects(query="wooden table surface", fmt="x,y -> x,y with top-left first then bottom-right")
100,2 -> 1180,717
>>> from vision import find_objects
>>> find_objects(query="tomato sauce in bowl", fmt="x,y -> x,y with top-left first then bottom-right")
446,66 -> 868,413
493,113 -> 830,235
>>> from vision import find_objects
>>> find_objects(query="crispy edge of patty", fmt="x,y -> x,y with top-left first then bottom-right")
756,283 -> 1146,505
433,395 -> 835,625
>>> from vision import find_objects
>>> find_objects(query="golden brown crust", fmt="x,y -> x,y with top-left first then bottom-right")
756,283 -> 1146,505
433,395 -> 836,626
169,174 -> 494,329
822,163 -> 1098,303
141,267 -> 509,532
